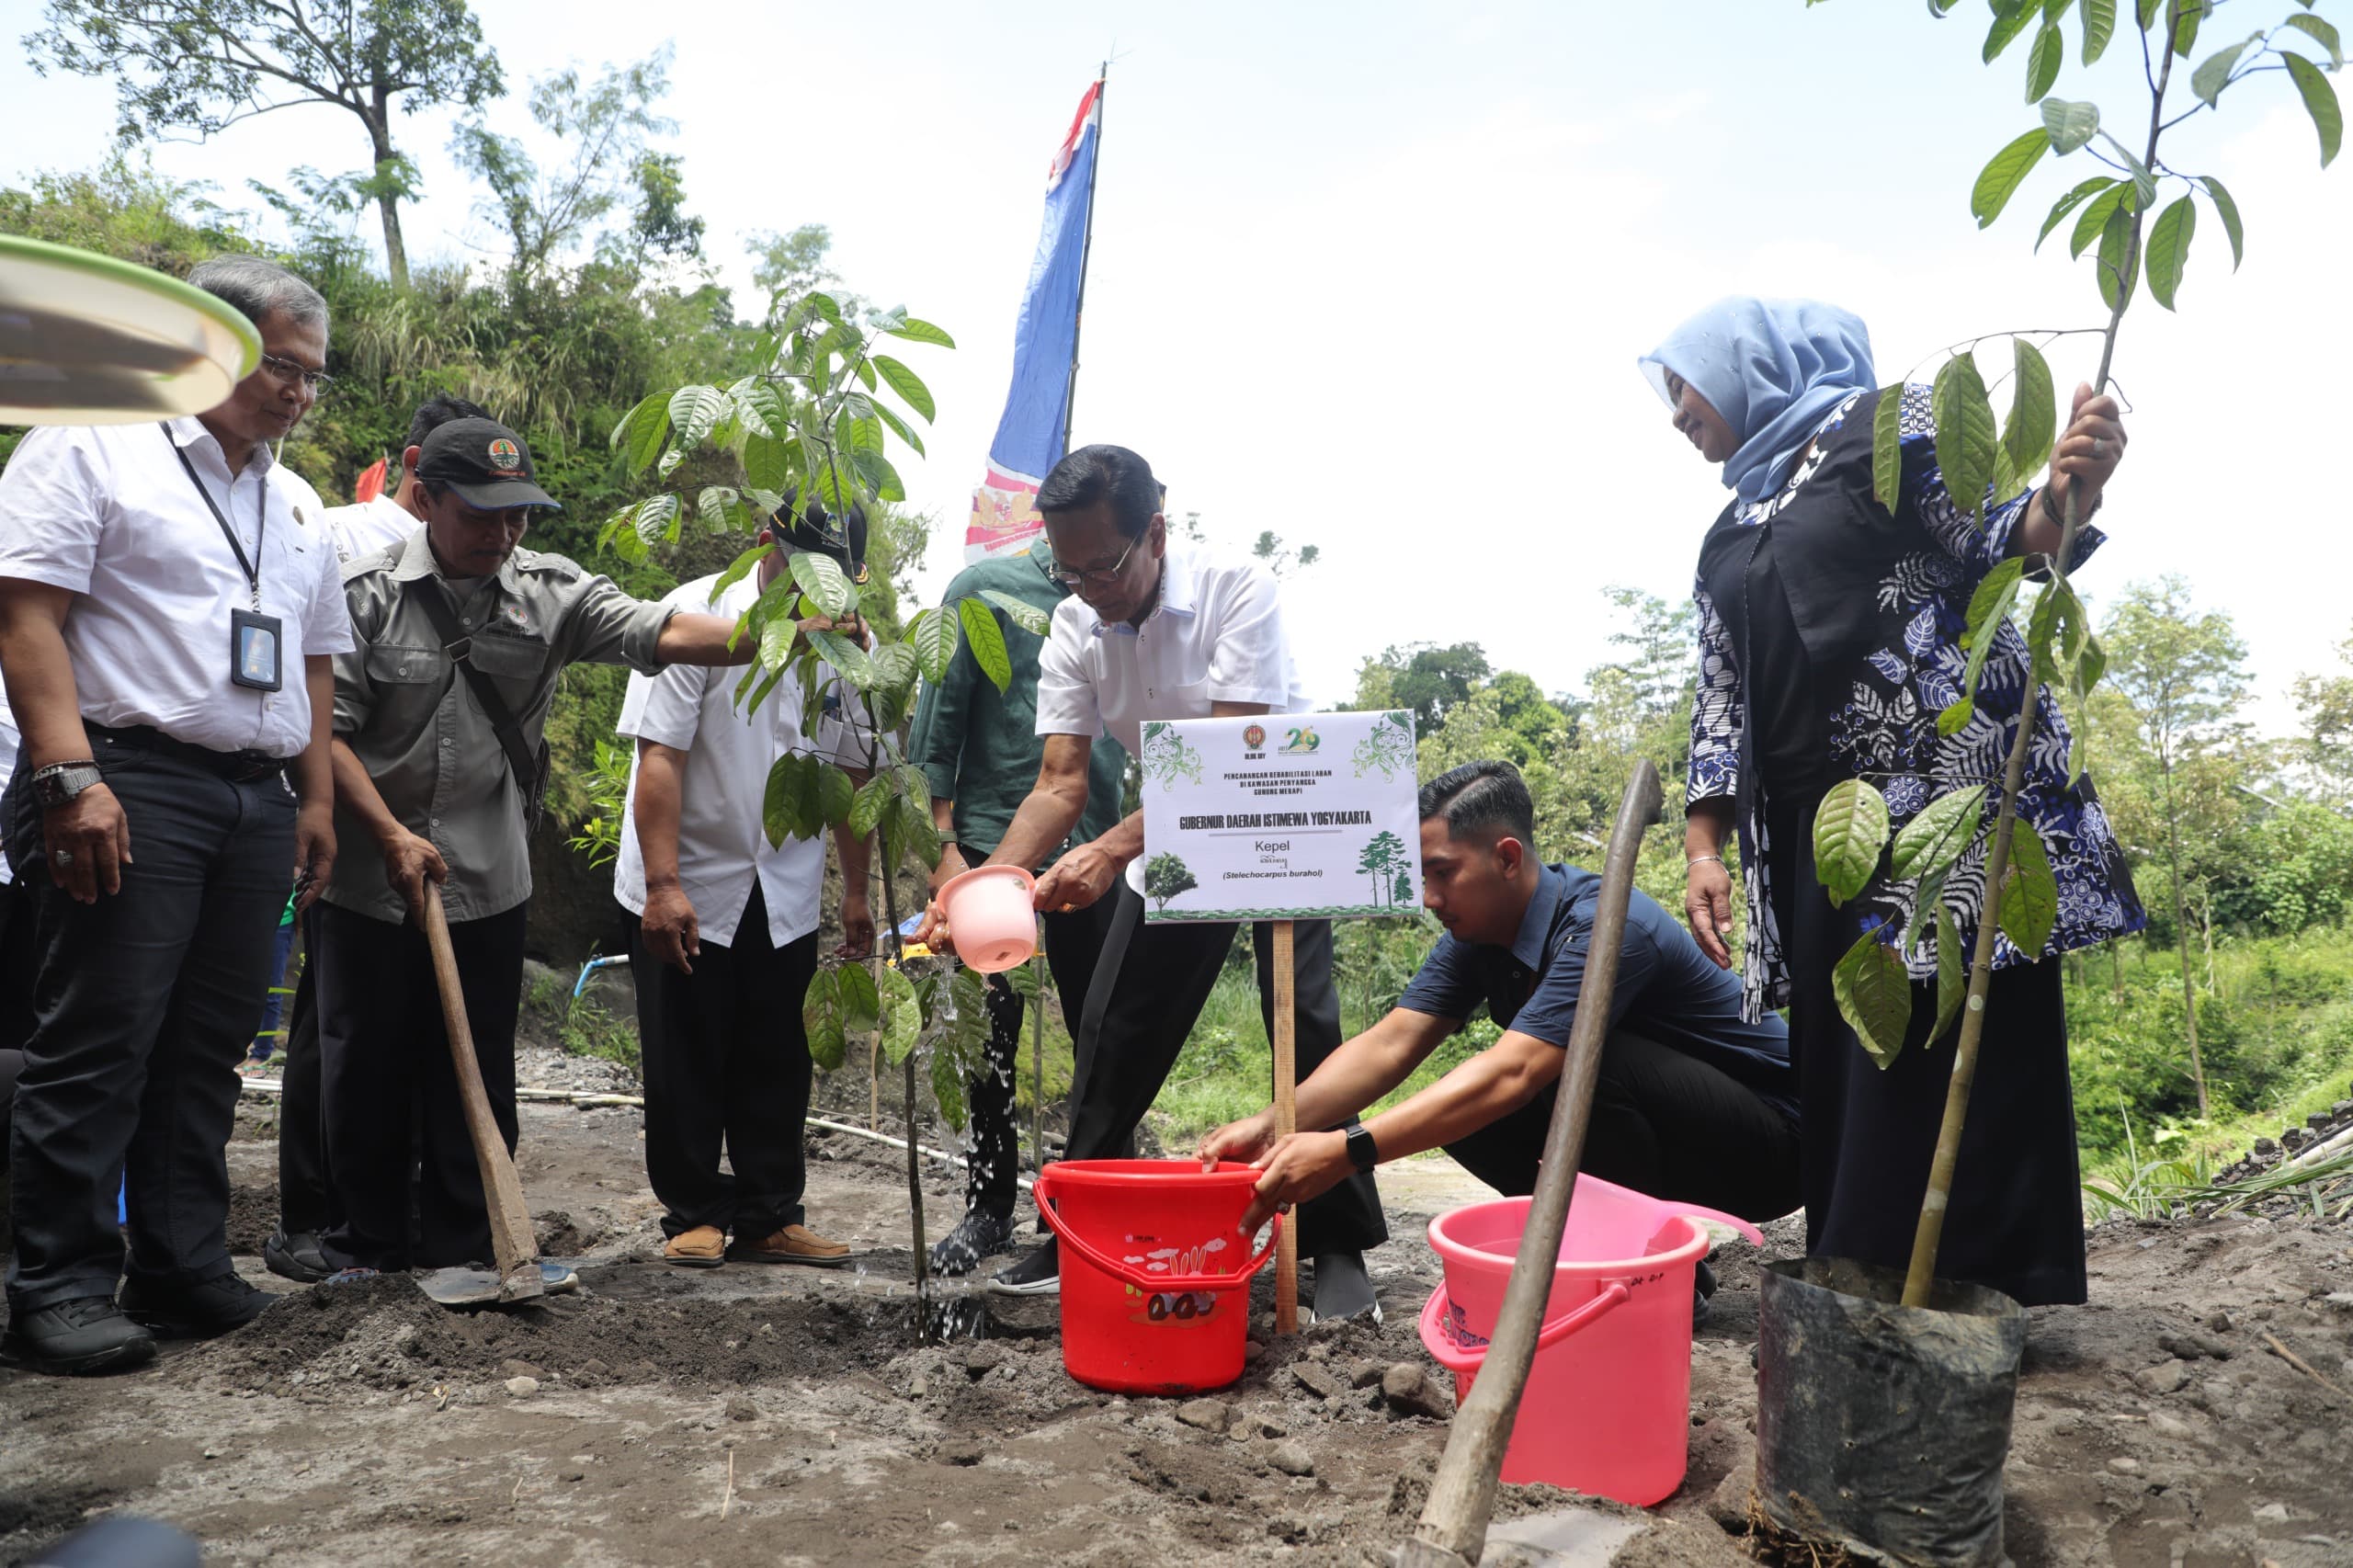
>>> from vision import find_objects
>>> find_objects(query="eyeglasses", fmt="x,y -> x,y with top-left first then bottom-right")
256,351 -> 335,393
1046,536 -> 1139,591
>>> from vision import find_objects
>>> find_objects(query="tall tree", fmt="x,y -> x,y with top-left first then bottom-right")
2102,576 -> 2253,1119
451,47 -> 700,285
25,0 -> 505,290
2291,627 -> 2353,807
1354,642 -> 1492,735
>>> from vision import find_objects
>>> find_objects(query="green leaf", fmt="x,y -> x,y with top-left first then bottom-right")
1891,785 -> 1990,883
802,290 -> 846,326
1902,868 -> 1949,958
2144,193 -> 2197,309
1961,561 -> 2025,704
2028,575 -> 2091,686
611,390 -> 671,473
878,965 -> 921,1065
2078,0 -> 2116,62
743,431 -> 796,494
1870,383 -> 1906,512
1985,0 -> 2040,62
1972,127 -> 2052,226
1931,352 -> 2001,526
847,774 -> 892,840
909,605 -> 959,683
891,788 -> 942,871
2003,337 -> 2059,480
1933,903 -> 1967,1042
847,444 -> 906,505
2096,131 -> 2158,205
870,355 -> 937,422
839,961 -> 881,1036
1998,824 -> 2060,956
695,484 -> 745,534
930,1047 -> 968,1132
2171,0 -> 2208,57
1813,778 -> 1892,907
1006,960 -> 1043,1002
814,761 -> 857,828
883,316 -> 957,348
2025,20 -> 2064,99
803,968 -> 846,1071
764,752 -> 816,846
709,543 -> 767,605
788,551 -> 855,619
2200,176 -> 2244,269
870,399 -> 927,458
2282,11 -> 2343,69
2096,202 -> 2140,312
629,493 -> 681,546
948,967 -> 992,1057
2135,0 -> 2160,31
2190,34 -> 2256,105
2040,97 -> 2101,154
977,588 -> 1052,637
959,596 -> 1014,694
667,384 -> 729,451
807,627 -> 872,687
2068,180 -> 2130,257
2284,51 -> 2343,166
869,642 -> 919,698
1938,696 -> 1976,736
1833,930 -> 1915,1070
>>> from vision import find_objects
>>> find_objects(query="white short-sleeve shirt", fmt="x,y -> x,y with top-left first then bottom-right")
321,494 -> 419,564
0,687 -> 17,886
1033,541 -> 1308,892
611,572 -> 868,949
0,419 -> 354,759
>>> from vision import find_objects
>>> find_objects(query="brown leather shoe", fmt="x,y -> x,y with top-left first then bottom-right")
662,1225 -> 726,1268
726,1223 -> 851,1267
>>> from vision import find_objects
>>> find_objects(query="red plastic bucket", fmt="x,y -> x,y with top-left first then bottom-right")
1033,1159 -> 1282,1394
1418,1173 -> 1763,1506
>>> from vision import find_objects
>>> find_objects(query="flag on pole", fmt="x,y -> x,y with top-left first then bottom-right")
966,78 -> 1103,562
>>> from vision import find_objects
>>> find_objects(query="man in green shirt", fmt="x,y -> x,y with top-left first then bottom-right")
908,543 -> 1127,1273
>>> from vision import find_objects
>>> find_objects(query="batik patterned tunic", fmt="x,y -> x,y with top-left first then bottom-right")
1688,385 -> 2144,1024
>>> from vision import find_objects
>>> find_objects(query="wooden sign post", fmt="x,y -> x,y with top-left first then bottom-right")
1137,710 -> 1422,1335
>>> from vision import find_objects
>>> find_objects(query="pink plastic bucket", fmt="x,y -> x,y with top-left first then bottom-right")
938,865 -> 1038,972
1417,1173 -> 1764,1506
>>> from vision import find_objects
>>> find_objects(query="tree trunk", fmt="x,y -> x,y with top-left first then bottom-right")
2200,884 -> 2219,999
2160,758 -> 2210,1119
364,94 -> 410,290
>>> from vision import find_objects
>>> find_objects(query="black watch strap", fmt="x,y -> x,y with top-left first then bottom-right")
1345,1122 -> 1380,1174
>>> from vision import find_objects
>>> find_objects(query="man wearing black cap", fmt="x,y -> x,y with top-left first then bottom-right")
315,417 -> 763,1274
614,494 -> 875,1268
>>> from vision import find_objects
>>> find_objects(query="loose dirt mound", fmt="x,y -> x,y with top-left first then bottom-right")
185,1271 -> 906,1392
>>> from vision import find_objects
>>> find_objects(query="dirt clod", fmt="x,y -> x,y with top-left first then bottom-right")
504,1376 -> 539,1397
1382,1360 -> 1453,1420
1267,1441 -> 1315,1476
2134,1358 -> 2193,1395
1174,1397 -> 1231,1433
1289,1361 -> 1347,1401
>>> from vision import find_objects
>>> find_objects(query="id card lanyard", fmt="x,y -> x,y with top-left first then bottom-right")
166,424 -> 283,692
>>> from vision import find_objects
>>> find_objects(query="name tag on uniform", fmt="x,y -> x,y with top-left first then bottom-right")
231,608 -> 283,691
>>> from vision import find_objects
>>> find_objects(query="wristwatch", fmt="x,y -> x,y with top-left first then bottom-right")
1344,1122 -> 1380,1175
32,761 -> 103,809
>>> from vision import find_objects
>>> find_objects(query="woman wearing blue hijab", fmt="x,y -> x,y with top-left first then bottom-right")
1641,297 -> 2140,1307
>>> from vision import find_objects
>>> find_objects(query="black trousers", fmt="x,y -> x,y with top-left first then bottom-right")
628,885 -> 819,1239
1442,1028 -> 1803,1223
317,900 -> 527,1271
0,876 -> 37,1057
1063,884 -> 1388,1256
1770,790 -> 2087,1307
273,905 -> 335,1235
965,895 -> 1124,1217
4,742 -> 295,1310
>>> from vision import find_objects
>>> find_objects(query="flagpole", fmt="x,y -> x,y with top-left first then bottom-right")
1058,64 -> 1107,460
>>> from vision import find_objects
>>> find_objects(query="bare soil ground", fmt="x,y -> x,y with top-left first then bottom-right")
5,1060 -> 2351,1567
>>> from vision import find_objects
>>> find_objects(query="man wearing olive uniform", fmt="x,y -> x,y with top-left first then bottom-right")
318,418 -> 761,1274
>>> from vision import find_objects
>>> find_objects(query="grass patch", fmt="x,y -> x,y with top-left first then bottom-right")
521,967 -> 642,1075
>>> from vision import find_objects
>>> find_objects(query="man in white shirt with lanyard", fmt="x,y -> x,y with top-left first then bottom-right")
615,497 -> 875,1268
0,256 -> 350,1375
916,445 -> 1386,1320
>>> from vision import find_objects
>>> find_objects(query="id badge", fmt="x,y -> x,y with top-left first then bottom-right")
230,608 -> 284,692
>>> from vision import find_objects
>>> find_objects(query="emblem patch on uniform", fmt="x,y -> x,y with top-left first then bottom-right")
487,437 -> 523,473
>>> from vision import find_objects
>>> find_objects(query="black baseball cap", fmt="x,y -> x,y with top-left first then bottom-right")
768,489 -> 870,584
415,417 -> 562,511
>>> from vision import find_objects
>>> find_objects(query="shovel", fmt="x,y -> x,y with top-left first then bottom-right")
420,882 -> 545,1306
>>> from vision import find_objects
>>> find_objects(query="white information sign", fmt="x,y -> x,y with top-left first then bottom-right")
1137,710 -> 1422,922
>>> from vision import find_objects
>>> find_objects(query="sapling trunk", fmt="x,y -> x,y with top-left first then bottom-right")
875,814 -> 931,1308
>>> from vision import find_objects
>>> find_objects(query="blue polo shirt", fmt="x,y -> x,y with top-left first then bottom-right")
1396,863 -> 1799,1125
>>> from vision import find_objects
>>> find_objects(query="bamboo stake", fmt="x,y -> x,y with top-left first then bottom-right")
1403,763 -> 1663,1566
1272,918 -> 1299,1335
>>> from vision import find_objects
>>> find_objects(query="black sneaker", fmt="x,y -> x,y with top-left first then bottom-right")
987,1240 -> 1061,1296
119,1271 -> 279,1340
1310,1251 -> 1381,1324
1693,1257 -> 1718,1330
0,1295 -> 158,1375
931,1207 -> 1017,1278
264,1229 -> 332,1284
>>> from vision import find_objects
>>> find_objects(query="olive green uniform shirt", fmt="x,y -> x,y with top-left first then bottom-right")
906,548 -> 1126,863
327,528 -> 675,925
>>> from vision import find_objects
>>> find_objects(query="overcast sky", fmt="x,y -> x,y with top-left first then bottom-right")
6,1 -> 2346,730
